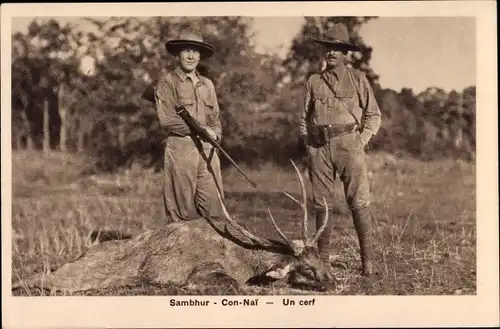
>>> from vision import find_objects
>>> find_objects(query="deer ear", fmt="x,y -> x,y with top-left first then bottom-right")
265,264 -> 291,279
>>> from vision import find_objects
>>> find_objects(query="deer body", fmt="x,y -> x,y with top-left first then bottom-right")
16,218 -> 299,293
14,161 -> 337,295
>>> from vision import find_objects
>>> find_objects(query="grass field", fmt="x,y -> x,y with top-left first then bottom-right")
9,150 -> 476,296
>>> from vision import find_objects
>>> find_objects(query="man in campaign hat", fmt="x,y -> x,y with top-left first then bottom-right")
300,22 -> 382,277
154,29 -> 224,223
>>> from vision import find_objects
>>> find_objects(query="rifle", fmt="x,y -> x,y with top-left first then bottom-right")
175,105 -> 258,189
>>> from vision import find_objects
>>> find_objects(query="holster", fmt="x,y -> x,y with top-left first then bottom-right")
307,124 -> 358,147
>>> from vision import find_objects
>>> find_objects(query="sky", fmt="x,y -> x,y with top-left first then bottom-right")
251,16 -> 476,93
11,16 -> 476,94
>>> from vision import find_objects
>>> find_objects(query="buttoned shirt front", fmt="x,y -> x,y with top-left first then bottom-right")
300,65 -> 382,143
155,66 -> 222,139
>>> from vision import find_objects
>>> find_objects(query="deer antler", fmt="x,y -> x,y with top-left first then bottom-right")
283,191 -> 301,206
286,161 -> 330,248
213,160 -> 330,256
267,208 -> 295,250
289,160 -> 309,244
311,198 -> 329,246
214,187 -> 296,253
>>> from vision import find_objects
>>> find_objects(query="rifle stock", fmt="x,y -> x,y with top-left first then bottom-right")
175,106 -> 258,189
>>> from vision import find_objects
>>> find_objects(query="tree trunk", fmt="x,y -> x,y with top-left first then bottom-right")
440,127 -> 450,140
23,109 -> 34,150
118,114 -> 127,149
18,93 -> 33,150
78,118 -> 86,152
59,106 -> 68,152
12,111 -> 25,150
43,99 -> 51,154
26,134 -> 35,150
453,128 -> 463,149
13,133 -> 22,150
78,130 -> 86,152
454,98 -> 464,149
18,135 -> 25,150
58,87 -> 68,152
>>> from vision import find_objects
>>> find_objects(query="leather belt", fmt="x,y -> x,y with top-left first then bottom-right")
322,123 -> 358,138
167,132 -> 197,138
307,123 -> 358,147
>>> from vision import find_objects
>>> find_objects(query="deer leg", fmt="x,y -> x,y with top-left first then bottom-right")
184,262 -> 242,294
89,228 -> 133,244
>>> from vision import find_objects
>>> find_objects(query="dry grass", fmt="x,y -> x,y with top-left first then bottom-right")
10,150 -> 476,296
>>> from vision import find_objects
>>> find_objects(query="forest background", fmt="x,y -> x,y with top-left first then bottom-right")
11,16 -> 476,172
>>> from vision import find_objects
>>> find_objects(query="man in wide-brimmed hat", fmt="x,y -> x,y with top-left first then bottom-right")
153,30 -> 224,223
299,22 -> 382,277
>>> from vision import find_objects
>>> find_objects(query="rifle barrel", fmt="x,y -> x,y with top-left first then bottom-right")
176,106 -> 258,189
216,145 -> 258,189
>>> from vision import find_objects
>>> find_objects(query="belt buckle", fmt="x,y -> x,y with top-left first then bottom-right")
325,125 -> 333,139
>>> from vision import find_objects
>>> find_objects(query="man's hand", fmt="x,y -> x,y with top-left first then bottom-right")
358,130 -> 373,146
203,126 -> 218,142
301,134 -> 310,148
301,134 -> 314,157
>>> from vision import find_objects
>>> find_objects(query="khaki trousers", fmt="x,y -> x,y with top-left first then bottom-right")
308,131 -> 374,269
308,131 -> 372,212
162,136 -> 223,223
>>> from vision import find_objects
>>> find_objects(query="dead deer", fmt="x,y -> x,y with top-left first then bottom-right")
12,161 -> 337,295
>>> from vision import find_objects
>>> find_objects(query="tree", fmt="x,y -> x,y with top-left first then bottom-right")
11,16 -> 477,170
11,19 -> 82,152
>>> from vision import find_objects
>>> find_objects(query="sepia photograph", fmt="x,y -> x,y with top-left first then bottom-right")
2,1 -> 498,328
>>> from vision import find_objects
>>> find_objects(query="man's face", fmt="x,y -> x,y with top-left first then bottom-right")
177,47 -> 200,72
324,45 -> 348,69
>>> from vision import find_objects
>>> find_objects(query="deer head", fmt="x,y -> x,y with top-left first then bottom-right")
214,159 -> 337,291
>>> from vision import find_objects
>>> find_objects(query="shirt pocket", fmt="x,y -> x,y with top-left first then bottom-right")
178,97 -> 194,106
313,95 -> 328,114
335,90 -> 356,108
178,97 -> 194,113
312,95 -> 337,124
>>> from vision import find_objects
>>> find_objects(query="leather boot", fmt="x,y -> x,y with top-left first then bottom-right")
315,209 -> 334,263
352,206 -> 375,277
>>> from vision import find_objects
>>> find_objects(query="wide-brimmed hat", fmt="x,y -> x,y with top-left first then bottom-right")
165,31 -> 215,60
313,23 -> 360,52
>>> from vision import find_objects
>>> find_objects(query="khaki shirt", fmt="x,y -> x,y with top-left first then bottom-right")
155,66 -> 222,139
300,65 -> 382,143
